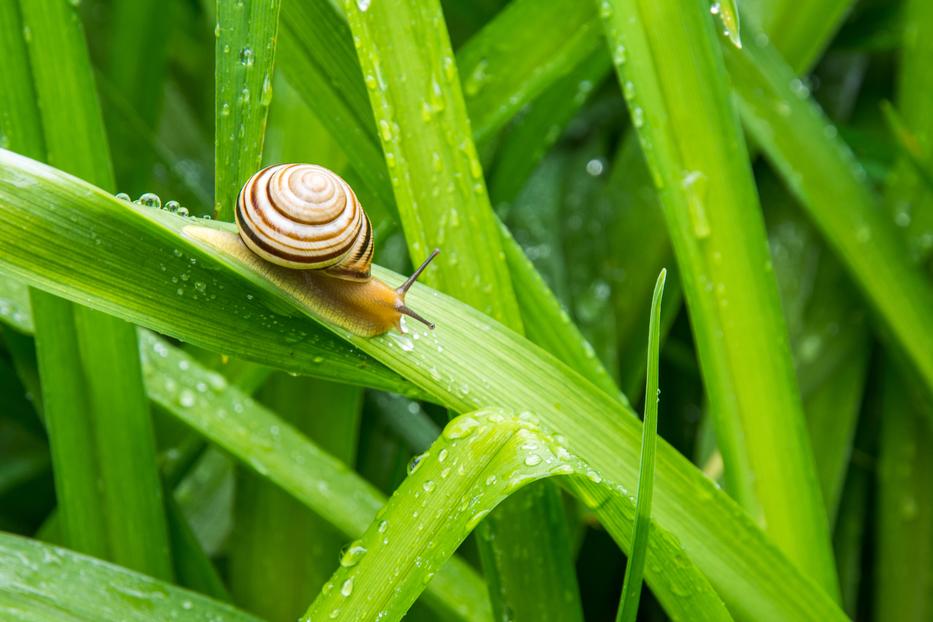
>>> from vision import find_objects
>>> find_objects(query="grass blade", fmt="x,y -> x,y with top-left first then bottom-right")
457,0 -> 604,144
616,269 -> 665,622
725,21 -> 933,407
306,409 -> 730,622
0,154 -> 850,621
137,331 -> 490,622
214,0 -> 282,220
106,0 -> 172,194
10,0 -> 172,579
279,0 -> 619,397
875,362 -> 933,620
229,375 -> 363,621
0,533 -> 258,622
599,0 -> 837,593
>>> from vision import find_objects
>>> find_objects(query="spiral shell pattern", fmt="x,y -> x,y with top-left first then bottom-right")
235,164 -> 373,280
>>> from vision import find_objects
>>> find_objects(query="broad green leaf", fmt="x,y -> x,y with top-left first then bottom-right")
0,152 -> 848,622
214,0 -> 282,221
0,533 -> 258,622
306,409 -> 730,622
599,0 -> 837,593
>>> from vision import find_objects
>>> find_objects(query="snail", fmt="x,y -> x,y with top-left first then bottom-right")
186,163 -> 438,336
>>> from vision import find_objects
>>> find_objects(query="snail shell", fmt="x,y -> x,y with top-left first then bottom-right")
235,164 -> 373,280
233,164 -> 437,336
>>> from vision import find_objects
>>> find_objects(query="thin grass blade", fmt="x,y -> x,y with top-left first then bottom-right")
616,269 -> 665,622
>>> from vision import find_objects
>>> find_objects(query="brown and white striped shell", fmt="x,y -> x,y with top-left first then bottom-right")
235,164 -> 373,281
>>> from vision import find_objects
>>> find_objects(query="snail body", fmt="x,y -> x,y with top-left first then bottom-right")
233,163 -> 437,337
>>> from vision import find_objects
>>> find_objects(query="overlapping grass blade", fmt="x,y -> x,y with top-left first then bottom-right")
279,0 -> 619,398
214,0 -> 282,221
342,0 -> 584,617
743,0 -> 852,71
616,270 -> 665,622
725,19 -> 933,406
456,0 -> 605,143
762,172 -> 870,520
306,409 -> 729,622
599,0 -> 837,593
0,153 -> 848,621
8,0 -> 172,579
873,2 -> 933,616
0,533 -> 258,622
230,376 -> 364,621
137,330 -> 490,622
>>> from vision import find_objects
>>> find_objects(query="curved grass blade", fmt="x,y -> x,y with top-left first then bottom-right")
304,408 -> 730,622
0,533 -> 259,622
616,270 -> 665,622
214,0 -> 282,221
599,0 -> 837,593
0,152 -> 849,622
136,331 -> 490,622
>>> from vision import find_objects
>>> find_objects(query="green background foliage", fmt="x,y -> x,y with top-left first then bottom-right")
0,0 -> 930,621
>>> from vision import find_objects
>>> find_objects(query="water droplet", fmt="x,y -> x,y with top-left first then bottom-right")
378,520 -> 388,533
613,44 -> 627,65
585,158 -> 605,176
137,192 -> 161,208
341,577 -> 354,597
464,59 -> 488,96
789,78 -> 810,99
631,107 -> 644,128
115,192 -> 130,201
682,171 -> 710,238
407,452 -> 427,474
164,200 -> 180,213
357,0 -> 371,11
423,480 -> 436,492
179,389 -> 196,408
443,416 -> 480,440
340,542 -> 368,567
239,47 -> 254,66
524,454 -> 542,467
261,74 -> 273,106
